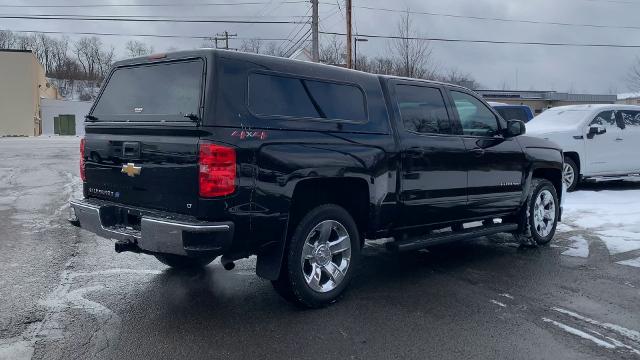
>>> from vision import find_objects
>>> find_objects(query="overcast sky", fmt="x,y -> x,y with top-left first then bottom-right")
4,0 -> 640,94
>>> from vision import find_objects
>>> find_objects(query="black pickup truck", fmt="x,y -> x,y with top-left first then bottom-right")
70,49 -> 564,308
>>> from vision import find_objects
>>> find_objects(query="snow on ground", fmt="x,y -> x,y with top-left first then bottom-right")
561,186 -> 640,266
561,235 -> 589,258
617,258 -> 640,268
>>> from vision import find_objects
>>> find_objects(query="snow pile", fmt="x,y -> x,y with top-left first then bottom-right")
561,235 -> 589,258
563,189 -> 640,265
618,92 -> 640,101
47,78 -> 101,101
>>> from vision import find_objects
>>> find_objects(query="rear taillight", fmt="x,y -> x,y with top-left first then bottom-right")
80,138 -> 86,182
198,143 -> 236,197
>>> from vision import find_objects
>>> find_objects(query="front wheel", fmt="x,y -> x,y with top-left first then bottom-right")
514,178 -> 559,246
563,157 -> 579,192
272,204 -> 360,308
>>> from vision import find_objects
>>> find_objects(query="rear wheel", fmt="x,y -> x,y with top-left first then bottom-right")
272,204 -> 360,308
154,254 -> 215,269
563,157 -> 579,192
514,178 -> 559,246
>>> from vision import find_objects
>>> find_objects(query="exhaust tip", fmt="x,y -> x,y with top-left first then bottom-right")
221,256 -> 235,270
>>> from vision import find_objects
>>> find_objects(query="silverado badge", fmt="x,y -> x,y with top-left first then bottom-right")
121,163 -> 142,177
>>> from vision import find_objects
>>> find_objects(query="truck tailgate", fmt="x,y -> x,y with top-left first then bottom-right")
84,132 -> 199,215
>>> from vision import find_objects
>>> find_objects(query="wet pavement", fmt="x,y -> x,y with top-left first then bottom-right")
1,137 -> 639,360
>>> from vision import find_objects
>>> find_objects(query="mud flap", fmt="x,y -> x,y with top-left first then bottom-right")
256,241 -> 286,280
514,180 -> 537,247
256,223 -> 290,280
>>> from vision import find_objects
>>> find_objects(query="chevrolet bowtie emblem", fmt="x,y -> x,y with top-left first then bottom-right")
121,163 -> 142,177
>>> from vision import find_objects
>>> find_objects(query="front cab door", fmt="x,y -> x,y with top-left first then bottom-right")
391,81 -> 468,229
448,89 -> 527,218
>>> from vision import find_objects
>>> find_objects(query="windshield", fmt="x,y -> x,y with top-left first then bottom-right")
495,107 -> 529,122
92,59 -> 204,121
530,109 -> 590,126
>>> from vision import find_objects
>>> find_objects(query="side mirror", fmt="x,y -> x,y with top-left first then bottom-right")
504,119 -> 526,138
587,125 -> 606,139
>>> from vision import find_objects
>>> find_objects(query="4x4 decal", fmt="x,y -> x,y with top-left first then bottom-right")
231,130 -> 268,140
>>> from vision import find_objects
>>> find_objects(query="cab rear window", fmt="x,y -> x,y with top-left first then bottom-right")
92,59 -> 204,121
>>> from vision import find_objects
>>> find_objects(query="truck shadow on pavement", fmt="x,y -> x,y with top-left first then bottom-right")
100,236 -> 573,359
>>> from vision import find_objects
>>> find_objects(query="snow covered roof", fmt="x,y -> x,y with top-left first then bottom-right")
618,92 -> 640,100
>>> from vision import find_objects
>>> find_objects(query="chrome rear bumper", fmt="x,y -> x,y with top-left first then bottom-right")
69,198 -> 234,256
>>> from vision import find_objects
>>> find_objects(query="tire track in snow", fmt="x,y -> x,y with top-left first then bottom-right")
0,260 -> 161,360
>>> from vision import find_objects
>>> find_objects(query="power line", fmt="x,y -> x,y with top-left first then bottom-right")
0,1 -> 309,8
319,30 -> 640,48
0,14 -> 305,24
278,5 -> 312,53
280,6 -> 312,39
0,14 -> 311,20
1,28 -> 290,41
348,4 -> 640,31
283,29 -> 311,57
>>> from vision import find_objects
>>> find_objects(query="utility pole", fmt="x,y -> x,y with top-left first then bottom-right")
213,31 -> 237,50
346,0 -> 353,69
311,0 -> 319,62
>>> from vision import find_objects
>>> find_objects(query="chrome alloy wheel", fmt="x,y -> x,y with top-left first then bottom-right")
563,163 -> 575,189
533,189 -> 556,237
300,220 -> 352,293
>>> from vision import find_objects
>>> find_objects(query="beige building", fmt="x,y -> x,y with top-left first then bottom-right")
0,49 -> 58,136
476,90 -> 616,115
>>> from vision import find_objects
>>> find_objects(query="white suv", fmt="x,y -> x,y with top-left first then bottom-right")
527,104 -> 640,191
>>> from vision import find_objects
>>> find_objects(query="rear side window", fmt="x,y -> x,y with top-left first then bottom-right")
92,59 -> 204,121
496,107 -> 529,122
620,110 -> 640,126
395,85 -> 451,134
248,73 -> 367,122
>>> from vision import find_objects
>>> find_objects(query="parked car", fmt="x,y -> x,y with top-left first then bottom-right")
489,102 -> 534,123
527,104 -> 640,191
69,49 -> 564,308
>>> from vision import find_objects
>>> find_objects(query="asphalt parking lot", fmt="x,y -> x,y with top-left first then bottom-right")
1,137 -> 639,360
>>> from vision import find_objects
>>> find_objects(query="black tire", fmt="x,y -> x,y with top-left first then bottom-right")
563,157 -> 579,192
515,178 -> 560,246
154,253 -> 215,269
271,204 -> 360,308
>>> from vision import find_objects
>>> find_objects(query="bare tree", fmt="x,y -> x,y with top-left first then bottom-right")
369,57 -> 395,75
628,56 -> 640,92
320,35 -> 345,65
263,41 -> 287,57
15,34 -> 36,51
0,30 -> 16,48
73,37 -> 114,80
240,38 -> 263,54
437,69 -> 481,90
125,40 -> 153,58
354,54 -> 372,72
390,11 -> 436,79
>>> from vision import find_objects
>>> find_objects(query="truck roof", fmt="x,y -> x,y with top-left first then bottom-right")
546,104 -> 640,112
112,48 -> 471,91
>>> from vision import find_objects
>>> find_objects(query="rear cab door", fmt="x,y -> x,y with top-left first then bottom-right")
618,108 -> 640,173
83,56 -> 208,216
387,79 -> 468,228
584,110 -> 625,175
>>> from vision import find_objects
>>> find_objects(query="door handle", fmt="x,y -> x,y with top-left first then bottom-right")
616,138 -> 623,141
472,148 -> 485,157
